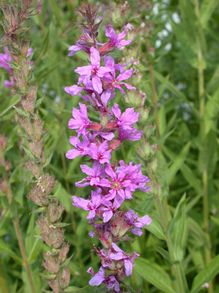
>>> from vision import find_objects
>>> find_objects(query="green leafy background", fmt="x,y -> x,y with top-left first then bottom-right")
0,1 -> 219,292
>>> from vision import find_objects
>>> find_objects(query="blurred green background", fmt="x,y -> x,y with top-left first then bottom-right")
0,0 -> 219,292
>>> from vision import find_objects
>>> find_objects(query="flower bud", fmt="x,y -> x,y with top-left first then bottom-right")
28,184 -> 49,206
43,253 -> 60,274
48,200 -> 64,223
58,267 -> 70,289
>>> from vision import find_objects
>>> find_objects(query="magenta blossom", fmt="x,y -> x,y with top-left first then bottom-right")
68,103 -> 91,135
88,267 -> 120,292
88,141 -> 111,164
124,210 -> 152,236
65,17 -> 152,292
0,47 -> 12,73
72,190 -> 102,219
65,135 -> 90,160
75,47 -> 112,94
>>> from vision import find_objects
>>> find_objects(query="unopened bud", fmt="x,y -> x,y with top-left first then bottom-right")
29,141 -> 43,159
48,279 -> 59,293
43,253 -> 60,274
28,184 -> 49,206
48,200 -> 64,223
25,161 -> 41,178
58,267 -> 70,289
58,243 -> 69,263
37,174 -> 55,195
37,216 -> 64,248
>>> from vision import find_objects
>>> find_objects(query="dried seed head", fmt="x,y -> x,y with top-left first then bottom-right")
37,216 -> 64,248
48,279 -> 59,293
18,116 -> 33,137
43,253 -> 60,274
58,267 -> 70,289
25,161 -> 41,178
33,114 -> 43,141
37,174 -> 55,195
28,184 -> 49,206
58,243 -> 70,263
48,200 -> 64,223
28,140 -> 43,159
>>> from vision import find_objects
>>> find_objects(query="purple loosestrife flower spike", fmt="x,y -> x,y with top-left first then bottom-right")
66,8 -> 151,292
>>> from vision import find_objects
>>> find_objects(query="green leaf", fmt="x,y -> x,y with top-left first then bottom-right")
198,130 -> 217,174
64,286 -> 101,293
0,96 -> 20,117
53,183 -> 71,212
135,258 -> 175,293
168,194 -> 188,261
154,71 -> 187,101
191,255 -> 219,293
0,240 -> 21,264
200,0 -> 219,29
166,143 -> 190,185
146,217 -> 165,240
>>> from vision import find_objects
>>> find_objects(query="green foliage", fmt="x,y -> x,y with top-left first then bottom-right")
0,0 -> 219,292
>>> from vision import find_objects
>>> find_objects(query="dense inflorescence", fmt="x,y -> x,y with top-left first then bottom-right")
65,6 -> 152,292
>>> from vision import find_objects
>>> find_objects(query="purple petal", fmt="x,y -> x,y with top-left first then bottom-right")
72,196 -> 89,210
117,69 -> 133,81
64,85 -> 82,96
92,75 -> 102,93
65,149 -> 81,159
75,65 -> 92,76
124,259 -> 133,276
112,104 -> 121,119
89,267 -> 105,286
87,210 -> 96,219
90,47 -> 100,67
103,210 -> 113,222
101,90 -> 112,106
80,164 -> 94,176
68,44 -> 82,56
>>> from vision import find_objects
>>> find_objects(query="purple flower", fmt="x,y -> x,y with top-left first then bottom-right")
72,190 -> 102,219
112,104 -> 139,128
109,243 -> 139,276
66,18 -> 152,292
68,33 -> 93,56
103,162 -> 150,201
101,197 -> 124,222
101,57 -> 135,105
88,267 -> 120,292
0,47 -> 12,73
75,47 -> 112,94
64,85 -> 83,96
88,266 -> 105,286
68,103 -> 91,135
99,24 -> 132,55
65,135 -> 90,159
75,162 -> 104,187
88,141 -> 111,164
125,209 -> 152,236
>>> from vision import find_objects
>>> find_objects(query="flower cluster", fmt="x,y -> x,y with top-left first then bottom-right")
65,7 -> 151,292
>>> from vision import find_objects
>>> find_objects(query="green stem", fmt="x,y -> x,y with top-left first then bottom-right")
148,62 -> 160,137
3,159 -> 35,293
193,1 -> 213,292
13,218 -> 36,293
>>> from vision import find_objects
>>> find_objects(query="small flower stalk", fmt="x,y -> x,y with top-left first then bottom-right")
65,5 -> 151,292
0,3 -> 70,292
